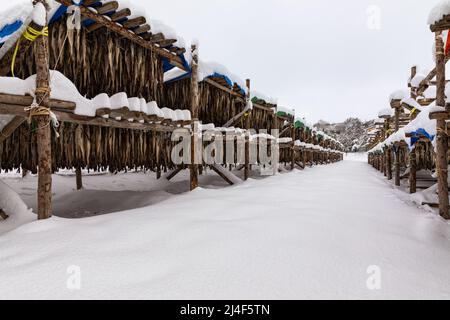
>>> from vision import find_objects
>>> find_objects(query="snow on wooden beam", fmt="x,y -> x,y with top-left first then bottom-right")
430,15 -> 450,32
0,102 -> 181,132
0,93 -> 76,111
55,0 -> 187,71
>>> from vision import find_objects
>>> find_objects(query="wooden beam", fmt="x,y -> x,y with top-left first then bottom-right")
56,0 -> 187,71
0,116 -> 26,144
157,39 -> 177,48
133,24 -> 151,35
82,0 -> 99,6
166,167 -> 184,181
203,78 -> 245,100
86,22 -> 104,33
111,8 -> 131,21
0,93 -> 76,111
123,17 -> 146,29
0,103 -> 178,132
96,1 -> 119,15
146,32 -> 165,43
169,47 -> 186,55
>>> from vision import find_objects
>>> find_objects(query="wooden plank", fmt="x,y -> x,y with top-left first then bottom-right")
56,0 -> 187,71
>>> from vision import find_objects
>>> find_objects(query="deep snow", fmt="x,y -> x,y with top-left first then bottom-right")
0,154 -> 450,299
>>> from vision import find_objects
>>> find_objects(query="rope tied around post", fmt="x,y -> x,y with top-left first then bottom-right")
11,25 -> 49,77
24,102 -> 60,137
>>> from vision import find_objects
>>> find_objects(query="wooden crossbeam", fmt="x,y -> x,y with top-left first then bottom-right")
0,102 -> 179,132
416,57 -> 450,95
0,93 -> 76,111
56,0 -> 187,70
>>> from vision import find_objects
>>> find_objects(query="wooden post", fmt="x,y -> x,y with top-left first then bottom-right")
387,148 -> 392,180
291,124 -> 295,170
410,66 -> 417,99
190,44 -> 199,191
434,31 -> 450,219
409,148 -> 417,194
244,79 -> 251,180
34,1 -> 52,220
394,146 -> 400,186
76,166 -> 83,190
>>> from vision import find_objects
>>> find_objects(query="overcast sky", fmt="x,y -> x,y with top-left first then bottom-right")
4,0 -> 443,123
143,0 -> 441,123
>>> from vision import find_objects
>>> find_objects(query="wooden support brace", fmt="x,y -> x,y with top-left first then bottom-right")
210,165 -> 234,186
0,116 -> 26,144
167,167 -> 184,181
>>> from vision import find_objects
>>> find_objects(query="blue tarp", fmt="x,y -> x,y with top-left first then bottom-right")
409,128 -> 435,147
0,20 -> 23,44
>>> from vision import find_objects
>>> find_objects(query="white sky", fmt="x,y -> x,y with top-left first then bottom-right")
1,0 -> 444,123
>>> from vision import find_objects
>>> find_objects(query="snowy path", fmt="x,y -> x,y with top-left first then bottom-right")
1,156 -> 450,299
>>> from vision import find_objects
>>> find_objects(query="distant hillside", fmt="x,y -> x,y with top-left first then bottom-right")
314,118 -> 374,152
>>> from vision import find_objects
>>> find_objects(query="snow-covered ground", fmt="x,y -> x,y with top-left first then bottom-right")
1,155 -> 450,299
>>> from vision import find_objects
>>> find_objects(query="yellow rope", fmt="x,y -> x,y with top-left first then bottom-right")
11,25 -> 49,77
24,104 -> 51,124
